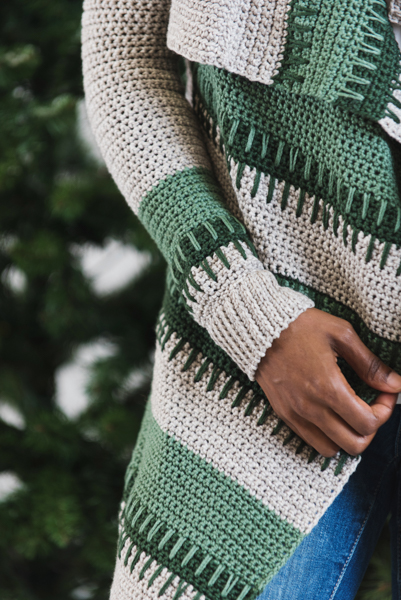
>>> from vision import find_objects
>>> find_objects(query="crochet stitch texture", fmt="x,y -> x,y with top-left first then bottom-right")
388,0 -> 401,23
81,1 -> 401,598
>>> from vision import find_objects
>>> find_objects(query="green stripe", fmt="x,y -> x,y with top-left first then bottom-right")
276,0 -> 401,120
193,63 -> 401,245
274,0 -> 320,91
121,405 -> 304,600
139,168 -> 225,261
334,0 -> 401,119
138,167 -> 251,291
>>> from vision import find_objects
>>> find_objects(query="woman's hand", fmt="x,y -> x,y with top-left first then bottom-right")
255,308 -> 401,457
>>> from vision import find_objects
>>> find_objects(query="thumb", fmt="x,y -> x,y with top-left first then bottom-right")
333,323 -> 401,393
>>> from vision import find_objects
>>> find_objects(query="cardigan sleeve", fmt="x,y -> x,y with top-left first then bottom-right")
81,0 -> 314,381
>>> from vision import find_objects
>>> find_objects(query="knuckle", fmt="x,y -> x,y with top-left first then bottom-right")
272,404 -> 290,424
341,322 -> 356,343
272,406 -> 285,422
322,388 -> 338,411
365,356 -> 384,383
268,397 -> 284,417
294,397 -> 313,419
344,443 -> 358,457
275,409 -> 286,422
292,396 -> 304,414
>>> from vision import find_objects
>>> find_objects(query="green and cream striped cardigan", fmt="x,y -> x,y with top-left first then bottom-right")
82,1 -> 401,598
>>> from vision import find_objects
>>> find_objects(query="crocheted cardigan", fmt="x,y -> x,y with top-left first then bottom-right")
82,1 -> 401,599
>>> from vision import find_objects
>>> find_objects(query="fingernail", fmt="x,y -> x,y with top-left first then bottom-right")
388,371 -> 401,391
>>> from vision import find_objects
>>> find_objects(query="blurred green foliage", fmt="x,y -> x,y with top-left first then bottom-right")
0,0 -> 393,598
0,1 -> 165,598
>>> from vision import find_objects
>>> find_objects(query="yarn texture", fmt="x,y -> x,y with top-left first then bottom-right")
388,0 -> 401,23
81,0 -> 401,598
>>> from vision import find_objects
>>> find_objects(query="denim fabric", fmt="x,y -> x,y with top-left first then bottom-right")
258,405 -> 401,600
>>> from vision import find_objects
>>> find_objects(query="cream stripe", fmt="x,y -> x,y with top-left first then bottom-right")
389,7 -> 401,26
151,335 -> 359,535
167,0 -> 291,86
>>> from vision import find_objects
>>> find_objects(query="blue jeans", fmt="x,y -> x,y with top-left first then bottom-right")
258,405 -> 401,600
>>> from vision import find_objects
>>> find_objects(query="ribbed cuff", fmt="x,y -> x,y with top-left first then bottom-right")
186,242 -> 315,380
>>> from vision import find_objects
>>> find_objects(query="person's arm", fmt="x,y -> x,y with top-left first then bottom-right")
81,0 -> 314,381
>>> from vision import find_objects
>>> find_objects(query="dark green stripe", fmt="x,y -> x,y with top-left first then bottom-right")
121,405 -> 304,600
139,167 -> 252,292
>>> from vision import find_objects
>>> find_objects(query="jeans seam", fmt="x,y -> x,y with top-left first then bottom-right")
329,456 -> 398,600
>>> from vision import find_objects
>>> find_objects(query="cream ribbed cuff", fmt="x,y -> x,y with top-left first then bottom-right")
204,270 -> 314,380
187,242 -> 315,380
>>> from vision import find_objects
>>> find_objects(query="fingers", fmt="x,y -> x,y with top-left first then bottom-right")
369,391 -> 398,424
256,311 -> 400,459
332,322 -> 401,393
326,371 -> 396,437
287,407 -> 369,457
310,404 -> 376,456
284,413 -> 340,458
285,392 -> 395,458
